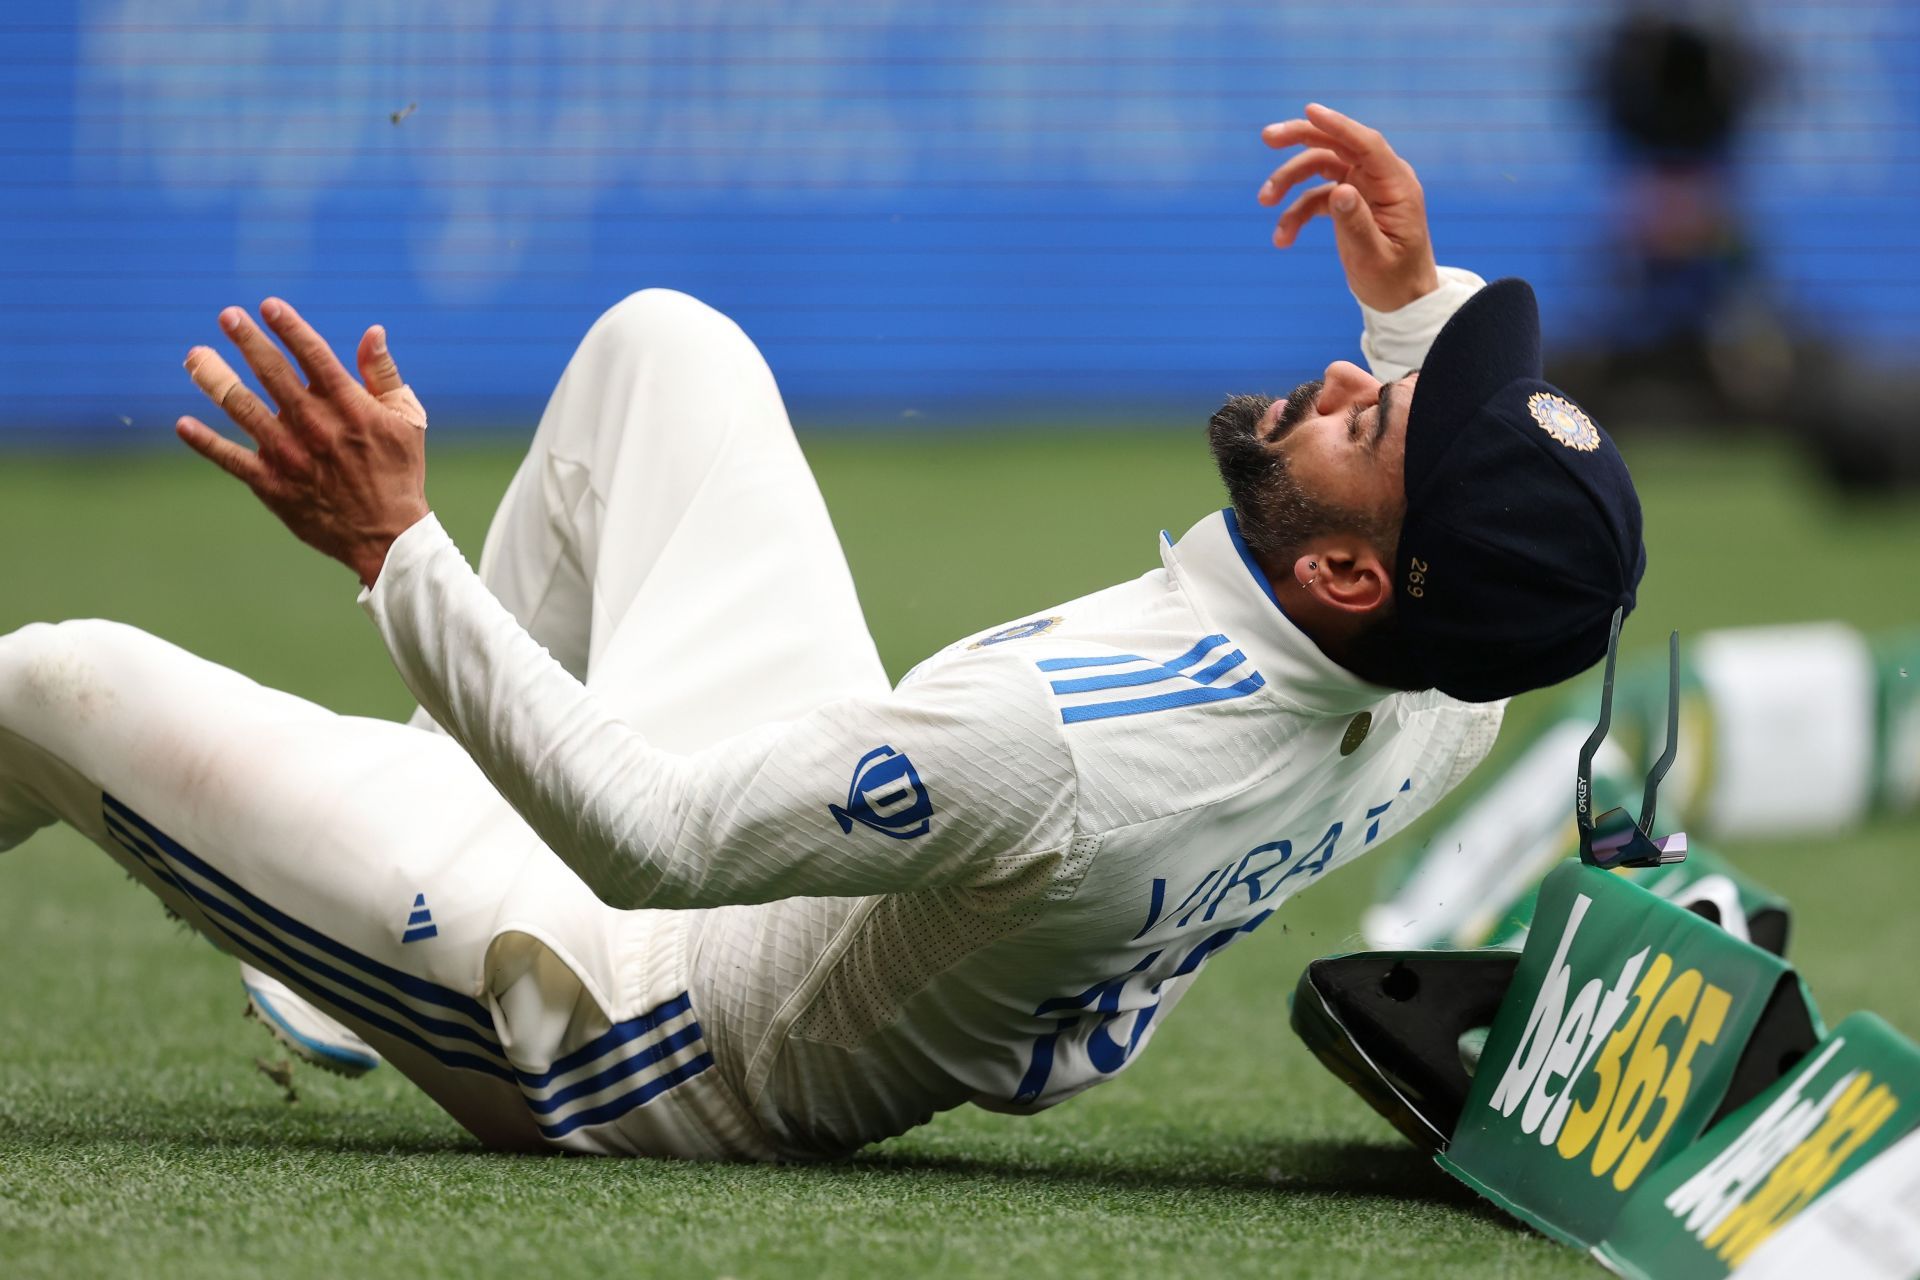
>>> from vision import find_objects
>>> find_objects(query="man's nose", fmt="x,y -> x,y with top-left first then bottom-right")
1316,360 -> 1380,414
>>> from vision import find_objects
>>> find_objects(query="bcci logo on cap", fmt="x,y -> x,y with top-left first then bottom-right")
1528,393 -> 1601,453
831,744 -> 933,840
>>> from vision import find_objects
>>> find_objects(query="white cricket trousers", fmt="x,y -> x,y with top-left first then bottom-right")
0,290 -> 889,1157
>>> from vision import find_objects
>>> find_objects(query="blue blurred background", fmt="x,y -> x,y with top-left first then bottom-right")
3,1 -> 1917,440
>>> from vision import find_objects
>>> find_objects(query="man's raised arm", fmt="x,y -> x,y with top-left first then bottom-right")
360,512 -> 1079,909
1257,102 -> 1485,381
173,301 -> 1078,910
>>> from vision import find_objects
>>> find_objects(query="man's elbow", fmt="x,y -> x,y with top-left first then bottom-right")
572,859 -> 652,911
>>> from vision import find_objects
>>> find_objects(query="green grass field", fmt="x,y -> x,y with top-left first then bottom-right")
0,430 -> 1916,1279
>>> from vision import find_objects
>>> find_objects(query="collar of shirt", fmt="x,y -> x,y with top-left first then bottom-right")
1160,509 -> 1397,720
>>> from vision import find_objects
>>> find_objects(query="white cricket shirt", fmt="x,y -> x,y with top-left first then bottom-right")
365,267 -> 1502,1159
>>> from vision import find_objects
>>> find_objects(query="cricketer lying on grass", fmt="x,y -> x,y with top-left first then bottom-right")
0,106 -> 1644,1159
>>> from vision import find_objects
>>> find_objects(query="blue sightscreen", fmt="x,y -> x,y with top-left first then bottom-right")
3,2 -> 1916,440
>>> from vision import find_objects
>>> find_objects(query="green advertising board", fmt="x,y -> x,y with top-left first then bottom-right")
1597,1010 -> 1920,1279
1876,629 -> 1920,817
1473,846 -> 1791,959
1438,862 -> 1815,1249
1726,1127 -> 1920,1278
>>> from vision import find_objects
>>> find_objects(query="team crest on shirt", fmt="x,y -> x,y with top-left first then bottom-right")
969,616 -> 1064,649
831,745 -> 933,840
1527,393 -> 1601,452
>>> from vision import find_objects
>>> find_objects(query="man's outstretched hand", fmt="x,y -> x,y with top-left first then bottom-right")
178,299 -> 430,589
1258,103 -> 1441,313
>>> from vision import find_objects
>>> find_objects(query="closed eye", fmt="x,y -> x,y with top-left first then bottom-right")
1373,375 -> 1410,451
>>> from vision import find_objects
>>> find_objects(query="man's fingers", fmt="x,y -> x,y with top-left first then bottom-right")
1302,102 -> 1393,159
182,345 -> 245,411
356,325 -> 428,428
1274,181 -> 1392,258
260,297 -> 352,394
176,415 -> 270,487
1258,148 -> 1350,207
1273,184 -> 1336,248
356,324 -> 405,396
1260,119 -> 1352,157
184,346 -> 279,442
217,305 -> 308,412
1326,182 -> 1394,259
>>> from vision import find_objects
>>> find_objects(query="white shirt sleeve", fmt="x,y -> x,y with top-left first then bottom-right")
1357,265 -> 1487,383
361,515 -> 1079,910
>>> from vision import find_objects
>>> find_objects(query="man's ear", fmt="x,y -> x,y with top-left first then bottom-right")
1290,541 -> 1392,615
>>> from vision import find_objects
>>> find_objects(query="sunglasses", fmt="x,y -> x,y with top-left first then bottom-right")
1575,606 -> 1688,871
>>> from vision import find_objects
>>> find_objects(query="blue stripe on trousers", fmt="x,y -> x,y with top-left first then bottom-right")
101,800 -> 514,1082
522,1022 -> 706,1116
513,991 -> 696,1088
106,826 -> 514,1081
535,1053 -> 717,1140
104,794 -> 716,1134
104,812 -> 503,1058
104,794 -> 491,1022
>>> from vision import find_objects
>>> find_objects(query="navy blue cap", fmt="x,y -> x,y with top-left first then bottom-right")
1396,279 -> 1646,702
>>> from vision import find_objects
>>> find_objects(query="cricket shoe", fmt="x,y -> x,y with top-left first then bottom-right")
240,963 -> 382,1077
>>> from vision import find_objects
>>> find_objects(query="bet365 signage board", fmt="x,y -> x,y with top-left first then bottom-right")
1438,862 -> 1807,1248
1596,1010 -> 1920,1278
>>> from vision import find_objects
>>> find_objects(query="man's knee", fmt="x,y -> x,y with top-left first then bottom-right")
582,288 -> 763,372
597,287 -> 725,335
0,620 -> 138,726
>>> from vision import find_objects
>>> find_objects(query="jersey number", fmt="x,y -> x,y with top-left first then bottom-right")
1011,910 -> 1271,1105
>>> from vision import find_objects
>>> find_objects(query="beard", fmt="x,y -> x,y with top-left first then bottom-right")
1204,383 -> 1424,690
1205,382 -> 1322,454
1206,382 -> 1343,558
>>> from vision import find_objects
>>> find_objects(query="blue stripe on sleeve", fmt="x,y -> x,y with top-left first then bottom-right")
1188,649 -> 1248,686
1059,673 -> 1267,724
1049,665 -> 1183,695
1162,634 -> 1232,673
1034,653 -> 1146,673
1046,637 -> 1239,696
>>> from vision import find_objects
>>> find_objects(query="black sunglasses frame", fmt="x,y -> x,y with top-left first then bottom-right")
1575,606 -> 1688,871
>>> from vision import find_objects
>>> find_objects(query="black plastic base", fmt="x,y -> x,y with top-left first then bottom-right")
1290,950 -> 1521,1153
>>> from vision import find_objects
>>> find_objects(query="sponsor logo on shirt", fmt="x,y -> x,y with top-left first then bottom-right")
831,744 -> 933,840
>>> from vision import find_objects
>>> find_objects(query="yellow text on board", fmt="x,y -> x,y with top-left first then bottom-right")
1664,1031 -> 1901,1267
1488,892 -> 1733,1192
